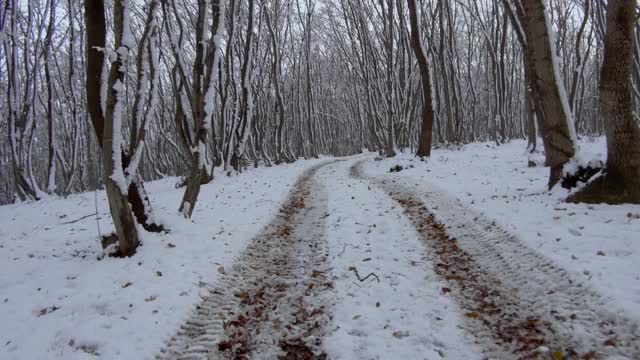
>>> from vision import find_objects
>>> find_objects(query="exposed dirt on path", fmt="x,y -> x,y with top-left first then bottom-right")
351,160 -> 640,360
158,162 -> 335,360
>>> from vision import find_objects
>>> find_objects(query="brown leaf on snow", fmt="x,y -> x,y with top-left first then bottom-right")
465,312 -> 479,319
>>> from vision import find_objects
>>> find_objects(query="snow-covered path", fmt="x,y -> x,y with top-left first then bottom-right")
156,156 -> 640,359
159,158 -> 483,359
320,160 -> 481,360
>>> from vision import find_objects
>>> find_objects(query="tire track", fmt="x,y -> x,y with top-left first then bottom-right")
158,162 -> 335,360
351,159 -> 640,360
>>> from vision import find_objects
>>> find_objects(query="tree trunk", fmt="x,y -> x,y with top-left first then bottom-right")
569,0 -> 640,204
524,61 -> 537,152
521,0 -> 576,188
408,0 -> 435,158
86,0 -> 161,255
44,0 -> 57,194
102,0 -> 140,256
178,0 -> 224,217
384,0 -> 396,157
84,0 -> 161,233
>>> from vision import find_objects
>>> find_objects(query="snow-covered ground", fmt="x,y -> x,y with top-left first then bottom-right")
0,159 -> 324,360
2,138 -> 639,359
319,160 -> 481,359
361,138 -> 640,323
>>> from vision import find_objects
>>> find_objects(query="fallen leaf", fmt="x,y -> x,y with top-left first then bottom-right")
465,312 -> 479,319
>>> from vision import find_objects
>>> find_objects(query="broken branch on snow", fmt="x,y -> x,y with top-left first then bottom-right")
349,266 -> 380,283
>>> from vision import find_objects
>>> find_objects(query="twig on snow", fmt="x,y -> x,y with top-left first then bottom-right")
61,212 -> 99,225
349,266 -> 380,283
337,243 -> 354,257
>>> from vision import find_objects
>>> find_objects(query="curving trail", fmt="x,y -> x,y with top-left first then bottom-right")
159,157 -> 640,360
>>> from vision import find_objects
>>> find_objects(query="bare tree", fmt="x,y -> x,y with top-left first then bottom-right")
383,0 -> 396,157
229,0 -> 257,171
43,0 -> 56,194
408,0 -> 435,158
85,0 -> 161,255
177,0 -> 225,218
506,0 -> 576,188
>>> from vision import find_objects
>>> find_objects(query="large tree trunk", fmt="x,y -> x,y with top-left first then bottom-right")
84,0 -> 161,233
102,0 -> 140,256
569,0 -> 640,204
86,0 -> 159,255
520,0 -> 576,188
408,0 -> 435,158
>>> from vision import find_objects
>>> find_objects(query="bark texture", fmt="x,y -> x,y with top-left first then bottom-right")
569,0 -> 640,204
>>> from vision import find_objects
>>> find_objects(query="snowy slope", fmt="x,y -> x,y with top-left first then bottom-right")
0,159 -> 323,360
361,139 -> 640,323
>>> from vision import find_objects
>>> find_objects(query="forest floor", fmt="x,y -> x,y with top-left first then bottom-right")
1,139 -> 640,359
